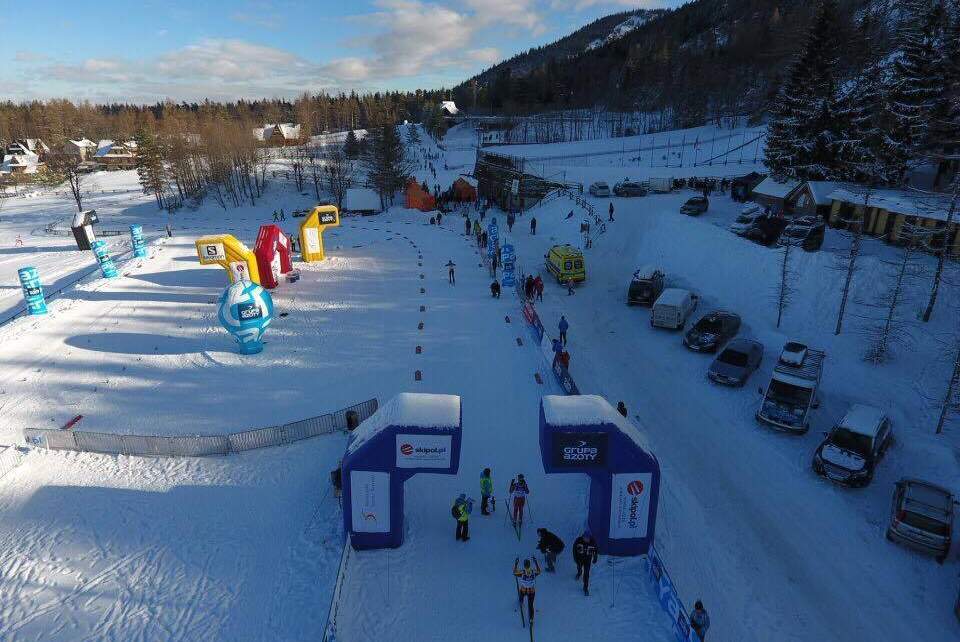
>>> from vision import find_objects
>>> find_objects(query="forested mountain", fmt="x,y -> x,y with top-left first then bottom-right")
453,0 -> 902,126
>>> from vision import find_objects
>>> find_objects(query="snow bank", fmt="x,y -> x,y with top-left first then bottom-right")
347,393 -> 460,454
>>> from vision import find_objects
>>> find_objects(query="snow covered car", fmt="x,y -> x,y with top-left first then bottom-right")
756,342 -> 825,434
627,265 -> 665,306
812,405 -> 893,487
886,478 -> 954,563
682,311 -> 741,353
707,338 -> 763,386
777,216 -> 825,251
730,205 -> 763,236
588,181 -> 611,197
613,180 -> 647,197
680,196 -> 709,216
743,213 -> 788,246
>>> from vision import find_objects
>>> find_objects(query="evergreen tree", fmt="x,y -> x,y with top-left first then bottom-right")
844,61 -> 901,186
134,128 -> 167,208
764,0 -> 851,180
406,123 -> 421,146
344,129 -> 361,159
362,124 -> 412,208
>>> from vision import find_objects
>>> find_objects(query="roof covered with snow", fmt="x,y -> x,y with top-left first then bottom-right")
541,395 -> 651,452
753,176 -> 800,199
457,175 -> 478,188
801,181 -> 848,206
342,188 -> 381,212
347,393 -> 461,454
441,101 -> 458,115
654,288 -> 692,306
827,187 -> 955,222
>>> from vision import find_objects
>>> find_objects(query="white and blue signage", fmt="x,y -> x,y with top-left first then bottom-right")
487,218 -> 499,258
647,545 -> 699,642
501,242 -> 516,287
217,280 -> 274,354
90,240 -> 118,278
18,267 -> 47,315
130,224 -> 147,258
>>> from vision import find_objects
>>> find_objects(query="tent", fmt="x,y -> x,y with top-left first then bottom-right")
405,179 -> 436,212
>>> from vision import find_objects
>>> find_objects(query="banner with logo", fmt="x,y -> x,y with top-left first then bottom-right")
350,470 -> 391,533
304,227 -> 321,254
647,545 -> 698,642
202,242 -> 226,262
395,434 -> 452,469
551,431 -> 607,469
610,472 -> 652,539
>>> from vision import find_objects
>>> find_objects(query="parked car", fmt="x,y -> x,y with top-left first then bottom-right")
730,205 -> 763,236
627,265 -> 665,306
651,288 -> 699,330
680,196 -> 709,216
613,180 -> 647,197
545,245 -> 586,284
682,310 -> 741,353
812,405 -> 893,487
886,477 -> 954,563
778,216 -> 826,251
588,181 -> 611,197
708,338 -> 763,386
743,213 -> 788,246
756,342 -> 825,434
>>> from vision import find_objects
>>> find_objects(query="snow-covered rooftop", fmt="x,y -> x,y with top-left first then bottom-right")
633,264 -> 660,280
542,394 -> 652,452
803,181 -> 848,206
827,187 -> 955,222
458,175 -> 478,188
347,393 -> 460,454
753,176 -> 800,199
655,287 -> 692,307
441,101 -> 458,115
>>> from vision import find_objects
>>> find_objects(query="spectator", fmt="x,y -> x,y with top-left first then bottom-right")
690,601 -> 710,640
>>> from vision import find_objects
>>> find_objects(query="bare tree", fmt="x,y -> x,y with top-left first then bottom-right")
47,156 -> 87,211
834,189 -> 871,335
774,238 -> 797,328
324,149 -> 355,210
922,177 -> 960,322
936,325 -> 960,434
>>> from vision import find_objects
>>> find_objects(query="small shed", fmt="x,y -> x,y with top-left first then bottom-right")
450,176 -> 478,202
405,179 -> 436,212
71,209 -> 99,250
751,176 -> 800,213
787,181 -> 845,219
730,172 -> 766,202
343,188 -> 381,216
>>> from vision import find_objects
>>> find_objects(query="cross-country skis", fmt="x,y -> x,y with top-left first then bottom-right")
515,575 -> 525,628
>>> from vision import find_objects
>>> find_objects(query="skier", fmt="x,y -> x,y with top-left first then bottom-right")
530,216 -> 537,235
507,213 -> 516,232
453,494 -> 473,541
690,601 -> 710,640
524,275 -> 535,300
491,280 -> 501,298
513,556 -> 541,625
446,260 -> 456,285
280,209 -> 286,221
617,401 -> 628,418
273,210 -> 279,222
465,217 -> 471,235
509,474 -> 530,527
534,276 -> 544,302
608,202 -> 615,222
551,338 -> 563,366
480,468 -> 494,515
558,315 -> 569,346
536,528 -> 565,572
572,531 -> 599,595
437,211 -> 443,226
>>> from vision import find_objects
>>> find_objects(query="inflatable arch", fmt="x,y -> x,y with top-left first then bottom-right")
342,393 -> 462,550
300,205 -> 340,262
253,224 -> 293,289
539,395 -> 660,556
195,234 -> 261,285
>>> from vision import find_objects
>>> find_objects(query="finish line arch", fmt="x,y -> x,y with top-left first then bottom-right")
539,395 -> 660,556
342,393 -> 462,550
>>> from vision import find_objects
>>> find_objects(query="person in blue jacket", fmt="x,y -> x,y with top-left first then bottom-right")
558,315 -> 569,346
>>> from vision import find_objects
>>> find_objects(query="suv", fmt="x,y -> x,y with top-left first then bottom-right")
627,265 -> 665,306
613,180 -> 647,197
886,478 -> 954,562
730,205 -> 763,236
680,196 -> 709,216
682,310 -> 741,353
743,213 -> 788,246
778,216 -> 825,251
588,181 -> 611,197
812,405 -> 893,487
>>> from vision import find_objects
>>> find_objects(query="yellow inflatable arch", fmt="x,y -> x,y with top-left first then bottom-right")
300,205 -> 341,262
195,234 -> 261,284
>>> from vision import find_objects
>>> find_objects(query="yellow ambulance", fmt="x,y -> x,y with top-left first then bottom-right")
544,245 -> 586,283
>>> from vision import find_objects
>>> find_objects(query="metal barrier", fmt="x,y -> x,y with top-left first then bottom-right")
22,398 -> 379,457
322,536 -> 353,642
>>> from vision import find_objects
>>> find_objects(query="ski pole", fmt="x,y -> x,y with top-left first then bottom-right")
526,496 -> 534,524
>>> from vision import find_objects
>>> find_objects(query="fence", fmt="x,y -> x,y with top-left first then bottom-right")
0,445 -> 25,482
22,398 -> 379,457
322,537 -> 354,642
646,544 -> 703,642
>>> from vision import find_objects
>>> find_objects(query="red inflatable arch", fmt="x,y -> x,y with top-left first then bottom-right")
253,224 -> 293,289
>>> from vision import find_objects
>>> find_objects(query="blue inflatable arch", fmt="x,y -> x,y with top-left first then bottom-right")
342,393 -> 462,550
539,395 -> 660,556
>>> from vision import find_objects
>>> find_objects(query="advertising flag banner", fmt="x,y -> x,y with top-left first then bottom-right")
395,434 -> 452,469
351,470 -> 391,533
609,472 -> 652,539
304,227 -> 321,254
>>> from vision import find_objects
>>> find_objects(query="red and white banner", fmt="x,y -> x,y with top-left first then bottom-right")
609,472 -> 652,539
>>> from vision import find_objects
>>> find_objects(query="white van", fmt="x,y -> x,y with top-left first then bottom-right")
651,288 -> 699,330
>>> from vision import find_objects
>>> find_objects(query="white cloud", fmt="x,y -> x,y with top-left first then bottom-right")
549,0 -> 669,9
14,51 -> 50,63
464,0 -> 546,35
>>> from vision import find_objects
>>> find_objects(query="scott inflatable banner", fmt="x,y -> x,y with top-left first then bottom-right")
342,393 -> 462,550
90,240 -> 118,278
217,280 -> 274,354
130,224 -> 147,258
18,267 -> 47,315
539,395 -> 660,556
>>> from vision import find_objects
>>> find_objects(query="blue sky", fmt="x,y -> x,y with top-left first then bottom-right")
0,0 -> 681,103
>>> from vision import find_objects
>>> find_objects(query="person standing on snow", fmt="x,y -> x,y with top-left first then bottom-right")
507,213 -> 515,232
572,531 -> 599,595
566,277 -> 575,296
536,528 -> 565,572
608,202 -> 615,222
509,474 -> 530,526
690,601 -> 710,640
465,217 -> 471,235
551,338 -> 563,366
530,216 -> 537,235
534,275 -> 544,302
480,468 -> 494,515
453,494 -> 473,541
617,401 -> 628,418
513,557 -> 541,624
490,280 -> 501,298
558,315 -> 569,346
473,219 -> 482,237
445,260 -> 456,285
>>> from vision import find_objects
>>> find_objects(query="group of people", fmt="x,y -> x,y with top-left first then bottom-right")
551,316 -> 571,370
523,274 -> 544,302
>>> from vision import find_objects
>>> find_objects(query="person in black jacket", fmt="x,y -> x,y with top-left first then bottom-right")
536,528 -> 565,572
572,531 -> 599,595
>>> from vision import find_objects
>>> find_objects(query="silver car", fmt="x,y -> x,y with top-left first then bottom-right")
589,181 -> 610,197
886,478 -> 954,562
707,338 -> 763,386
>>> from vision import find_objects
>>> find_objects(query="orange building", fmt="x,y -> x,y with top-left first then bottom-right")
451,176 -> 478,202
405,180 -> 436,211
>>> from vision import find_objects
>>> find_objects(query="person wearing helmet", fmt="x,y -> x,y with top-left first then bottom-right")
509,474 -> 530,527
572,530 -> 599,595
513,556 -> 541,623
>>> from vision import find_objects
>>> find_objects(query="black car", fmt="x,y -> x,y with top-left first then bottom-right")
613,180 -> 648,197
627,266 -> 665,306
812,405 -> 893,487
743,214 -> 788,246
680,197 -> 709,216
778,217 -> 825,251
682,310 -> 741,353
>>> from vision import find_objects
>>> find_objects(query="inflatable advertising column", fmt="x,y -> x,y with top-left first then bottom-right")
342,393 -> 462,550
18,267 -> 47,315
90,240 -> 118,278
487,217 -> 499,259
130,224 -> 147,258
195,234 -> 261,285
539,395 -> 660,556
217,280 -> 274,354
501,241 -> 516,287
300,205 -> 340,262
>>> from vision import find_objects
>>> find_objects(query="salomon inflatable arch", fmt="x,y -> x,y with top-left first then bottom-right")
195,234 -> 260,285
539,395 -> 660,556
342,393 -> 462,550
